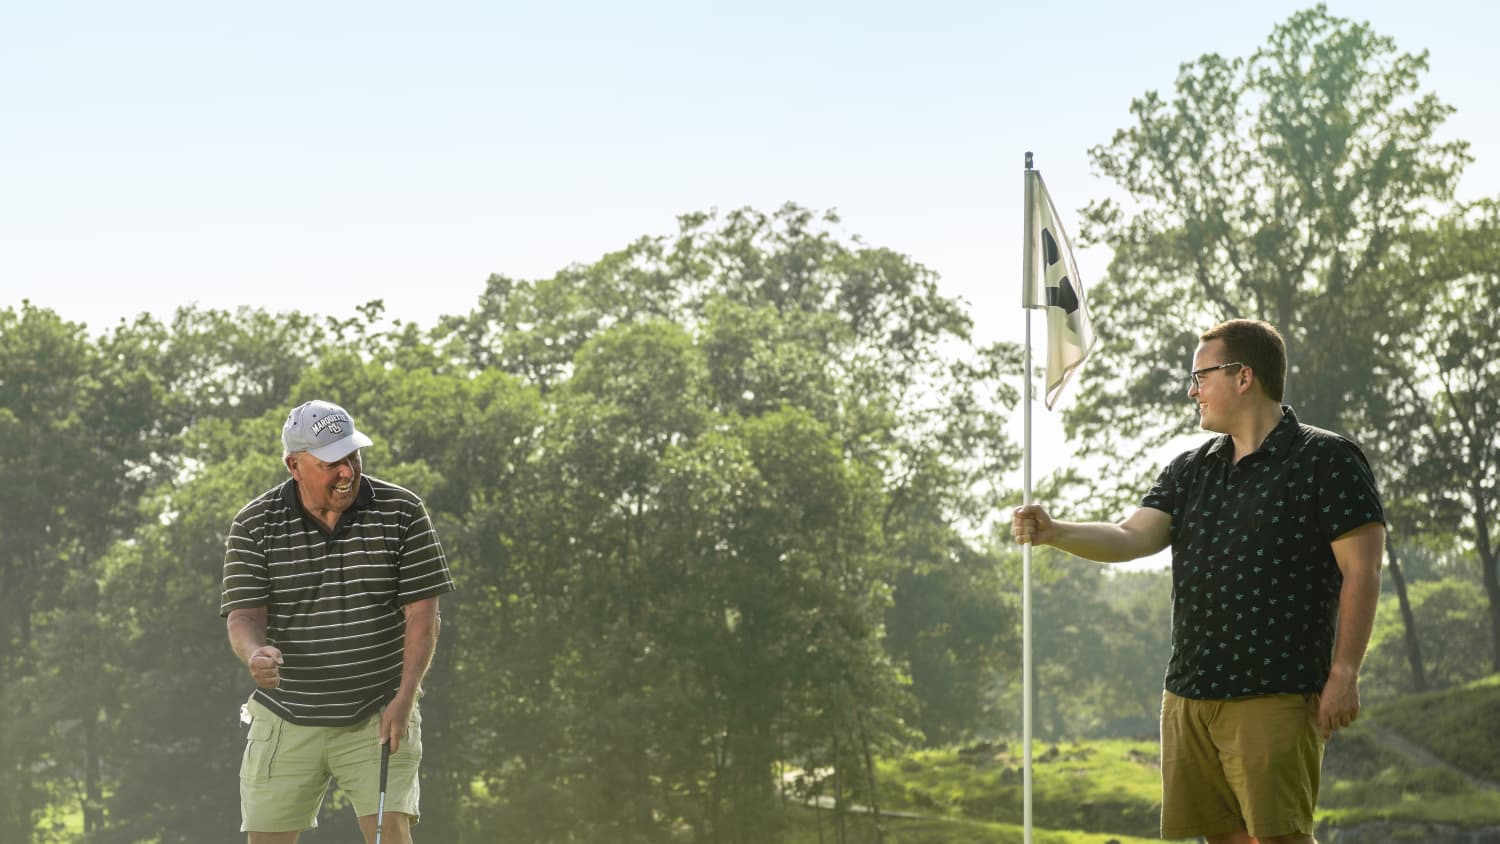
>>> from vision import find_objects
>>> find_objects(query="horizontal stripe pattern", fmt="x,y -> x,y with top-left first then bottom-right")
221,475 -> 454,725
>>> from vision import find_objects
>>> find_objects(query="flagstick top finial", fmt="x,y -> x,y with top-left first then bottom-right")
1025,151 -> 1033,170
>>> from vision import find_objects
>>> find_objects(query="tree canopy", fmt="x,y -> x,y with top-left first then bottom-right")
1074,4 -> 1470,475
1070,3 -> 1500,692
0,205 -> 1023,843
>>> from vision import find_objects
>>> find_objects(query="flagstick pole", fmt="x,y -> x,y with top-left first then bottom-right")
1020,151 -> 1036,844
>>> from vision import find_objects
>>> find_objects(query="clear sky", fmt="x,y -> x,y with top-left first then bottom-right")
4,0 -> 1494,335
2,1 -> 1495,536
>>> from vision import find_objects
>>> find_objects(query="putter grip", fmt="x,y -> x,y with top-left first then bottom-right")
375,741 -> 390,844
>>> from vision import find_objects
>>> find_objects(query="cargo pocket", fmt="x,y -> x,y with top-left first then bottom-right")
240,714 -> 277,781
405,699 -> 423,758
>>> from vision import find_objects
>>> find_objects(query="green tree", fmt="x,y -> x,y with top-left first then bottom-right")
1382,202 -> 1500,673
70,305 -> 348,841
0,304 -> 179,839
1365,578 -> 1495,699
1068,5 -> 1497,711
884,541 -> 1014,747
434,204 -> 1019,842
1073,5 -> 1470,498
998,554 -> 1171,740
91,448 -> 286,843
11,209 -> 1019,842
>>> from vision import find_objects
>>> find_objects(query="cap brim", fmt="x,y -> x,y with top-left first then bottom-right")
307,432 -> 374,462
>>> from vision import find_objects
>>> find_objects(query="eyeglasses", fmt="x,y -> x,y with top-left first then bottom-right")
1187,362 -> 1244,390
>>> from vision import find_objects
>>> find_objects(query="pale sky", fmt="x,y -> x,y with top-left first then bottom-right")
2,1 -> 1495,543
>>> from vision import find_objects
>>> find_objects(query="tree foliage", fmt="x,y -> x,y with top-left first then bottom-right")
1381,201 -> 1500,672
1073,4 -> 1471,500
1365,579 -> 1496,702
423,205 -> 1019,842
1069,3 -> 1500,705
1,204 -> 1023,842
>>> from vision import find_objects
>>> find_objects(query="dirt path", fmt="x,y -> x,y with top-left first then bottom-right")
1363,721 -> 1500,793
804,795 -> 929,820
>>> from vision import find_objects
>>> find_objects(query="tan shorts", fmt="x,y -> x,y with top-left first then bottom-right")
1160,690 -> 1323,840
239,697 -> 423,833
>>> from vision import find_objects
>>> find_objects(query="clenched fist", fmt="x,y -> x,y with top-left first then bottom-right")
1012,504 -> 1055,546
248,645 -> 283,689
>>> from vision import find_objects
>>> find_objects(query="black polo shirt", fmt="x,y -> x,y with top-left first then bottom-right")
1140,406 -> 1383,699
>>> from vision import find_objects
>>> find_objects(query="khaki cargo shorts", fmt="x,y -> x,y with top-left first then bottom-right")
239,697 -> 422,833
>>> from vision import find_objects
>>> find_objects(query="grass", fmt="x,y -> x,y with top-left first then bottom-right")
1368,674 -> 1500,782
1318,721 -> 1500,827
784,806 -> 1169,844
868,739 -> 1163,839
846,677 -> 1500,841
30,676 -> 1500,841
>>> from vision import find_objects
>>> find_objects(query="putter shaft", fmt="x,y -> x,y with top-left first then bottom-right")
374,740 -> 390,844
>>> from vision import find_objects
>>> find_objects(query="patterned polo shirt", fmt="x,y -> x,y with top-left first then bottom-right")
1140,406 -> 1383,700
220,475 -> 455,726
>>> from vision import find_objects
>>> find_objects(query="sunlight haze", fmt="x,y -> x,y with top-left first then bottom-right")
2,1 -> 1494,557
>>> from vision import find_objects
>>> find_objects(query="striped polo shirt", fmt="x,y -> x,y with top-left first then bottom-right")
220,475 -> 455,726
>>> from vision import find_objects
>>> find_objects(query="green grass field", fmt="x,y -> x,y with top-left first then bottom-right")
35,677 -> 1500,842
867,738 -> 1163,838
1367,674 -> 1500,781
803,675 -> 1500,842
785,808 -> 1168,844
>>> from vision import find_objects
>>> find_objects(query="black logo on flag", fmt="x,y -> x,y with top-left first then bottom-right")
1041,229 -> 1080,314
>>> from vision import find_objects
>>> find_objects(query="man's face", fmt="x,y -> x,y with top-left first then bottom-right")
1188,339 -> 1245,432
287,449 -> 362,515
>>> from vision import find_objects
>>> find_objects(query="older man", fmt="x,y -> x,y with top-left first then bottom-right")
222,400 -> 455,843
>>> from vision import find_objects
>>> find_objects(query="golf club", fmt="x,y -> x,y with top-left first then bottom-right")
374,740 -> 390,844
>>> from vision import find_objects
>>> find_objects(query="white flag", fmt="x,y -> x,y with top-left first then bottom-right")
1022,170 -> 1095,409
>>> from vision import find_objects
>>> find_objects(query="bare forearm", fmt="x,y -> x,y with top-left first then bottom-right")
1016,506 -> 1170,563
1048,520 -> 1164,563
226,608 -> 268,665
397,598 -> 441,698
1328,522 -> 1385,681
228,606 -> 284,688
1331,564 -> 1381,677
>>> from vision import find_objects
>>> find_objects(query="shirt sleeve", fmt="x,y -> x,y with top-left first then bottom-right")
397,499 -> 456,604
1140,454 -> 1184,518
1312,434 -> 1385,542
220,507 -> 270,616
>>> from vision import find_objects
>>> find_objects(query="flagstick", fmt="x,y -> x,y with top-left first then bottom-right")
1020,151 -> 1036,844
1022,323 -> 1035,844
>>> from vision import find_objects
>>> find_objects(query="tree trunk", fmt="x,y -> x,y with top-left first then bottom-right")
710,730 -> 726,844
84,712 -> 104,834
1384,535 -> 1428,692
15,601 -> 36,838
856,717 -> 884,844
1472,484 -> 1500,673
831,732 -> 846,844
724,698 -> 778,844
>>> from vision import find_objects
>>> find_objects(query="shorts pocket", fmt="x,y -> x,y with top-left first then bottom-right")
240,716 -> 277,781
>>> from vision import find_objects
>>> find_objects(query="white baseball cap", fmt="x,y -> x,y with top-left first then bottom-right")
281,400 -> 374,462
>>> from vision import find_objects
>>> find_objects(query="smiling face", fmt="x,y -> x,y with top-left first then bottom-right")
1188,339 -> 1248,432
287,449 -> 362,517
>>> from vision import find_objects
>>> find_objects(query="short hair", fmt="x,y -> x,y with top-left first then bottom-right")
1200,319 -> 1287,401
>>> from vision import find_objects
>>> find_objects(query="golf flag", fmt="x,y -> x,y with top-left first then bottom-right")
1018,155 -> 1098,844
1022,168 -> 1095,408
